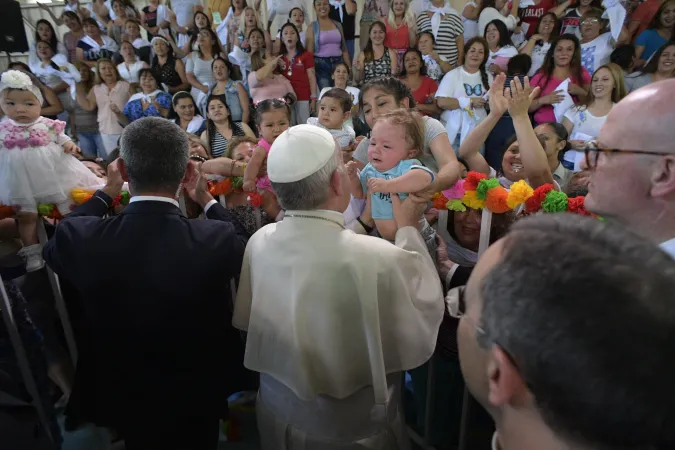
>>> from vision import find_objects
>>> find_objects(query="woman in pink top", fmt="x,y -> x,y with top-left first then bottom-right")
247,51 -> 296,104
75,58 -> 131,154
529,35 -> 591,124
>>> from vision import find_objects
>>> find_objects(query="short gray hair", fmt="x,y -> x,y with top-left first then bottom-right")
119,117 -> 189,194
271,144 -> 341,211
478,213 -> 675,448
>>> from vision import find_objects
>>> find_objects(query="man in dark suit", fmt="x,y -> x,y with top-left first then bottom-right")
43,117 -> 250,450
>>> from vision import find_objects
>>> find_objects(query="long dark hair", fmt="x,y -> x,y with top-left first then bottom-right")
464,37 -> 490,91
35,40 -> 60,70
399,48 -> 427,77
205,94 -> 236,155
61,10 -> 82,29
642,41 -> 675,74
138,68 -> 163,91
648,0 -> 675,30
364,21 -> 387,63
278,22 -> 306,56
35,19 -> 59,54
538,122 -> 571,163
359,76 -> 416,110
537,34 -> 584,88
211,56 -> 233,79
198,27 -> 223,58
484,19 -> 512,50
169,91 -> 199,122
189,11 -> 212,49
535,12 -> 561,42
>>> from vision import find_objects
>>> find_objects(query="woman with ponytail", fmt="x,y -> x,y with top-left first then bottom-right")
435,37 -> 492,147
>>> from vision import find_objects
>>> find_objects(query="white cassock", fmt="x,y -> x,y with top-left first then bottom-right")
234,209 -> 444,449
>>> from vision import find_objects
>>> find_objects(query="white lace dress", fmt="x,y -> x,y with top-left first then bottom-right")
0,117 -> 102,214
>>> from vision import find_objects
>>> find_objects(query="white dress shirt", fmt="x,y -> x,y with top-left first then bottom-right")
129,195 -> 217,214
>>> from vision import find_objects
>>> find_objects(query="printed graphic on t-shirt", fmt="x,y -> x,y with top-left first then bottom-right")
581,45 -> 596,74
464,83 -> 484,96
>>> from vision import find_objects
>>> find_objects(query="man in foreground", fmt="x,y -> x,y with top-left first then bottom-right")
584,78 -> 675,257
43,117 -> 250,450
458,214 -> 675,450
234,125 -> 445,448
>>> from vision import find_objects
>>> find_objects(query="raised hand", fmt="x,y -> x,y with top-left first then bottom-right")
507,76 -> 540,118
488,73 -> 509,116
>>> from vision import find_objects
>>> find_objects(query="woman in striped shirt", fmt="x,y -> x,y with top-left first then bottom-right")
201,94 -> 255,158
415,0 -> 465,69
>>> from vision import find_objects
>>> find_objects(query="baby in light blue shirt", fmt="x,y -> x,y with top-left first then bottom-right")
347,109 -> 435,241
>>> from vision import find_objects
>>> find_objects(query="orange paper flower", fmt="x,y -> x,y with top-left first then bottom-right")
485,186 -> 510,213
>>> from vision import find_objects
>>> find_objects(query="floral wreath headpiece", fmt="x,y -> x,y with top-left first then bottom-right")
0,71 -> 44,106
432,171 -> 589,216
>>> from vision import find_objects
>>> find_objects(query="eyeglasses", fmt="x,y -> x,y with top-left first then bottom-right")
583,141 -> 668,170
580,18 -> 600,25
449,286 -> 533,388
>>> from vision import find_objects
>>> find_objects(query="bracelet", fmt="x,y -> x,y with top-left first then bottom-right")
356,217 -> 373,234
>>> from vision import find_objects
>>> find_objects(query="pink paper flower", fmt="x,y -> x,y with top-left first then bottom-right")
442,179 -> 466,200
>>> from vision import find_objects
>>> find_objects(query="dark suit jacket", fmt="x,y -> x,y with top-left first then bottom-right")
43,192 -> 250,426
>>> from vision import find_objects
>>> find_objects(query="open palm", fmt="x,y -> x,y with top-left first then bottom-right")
488,73 -> 509,116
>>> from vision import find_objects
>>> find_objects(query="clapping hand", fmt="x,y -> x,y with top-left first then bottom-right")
184,161 -> 213,207
102,158 -> 125,199
110,103 -> 122,115
488,73 -> 509,116
540,90 -> 565,105
506,76 -> 540,118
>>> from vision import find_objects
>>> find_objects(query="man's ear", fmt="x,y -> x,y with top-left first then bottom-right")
487,345 -> 530,409
118,158 -> 130,182
651,155 -> 675,199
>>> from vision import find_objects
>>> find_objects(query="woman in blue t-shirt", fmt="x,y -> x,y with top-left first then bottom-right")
635,0 -> 675,65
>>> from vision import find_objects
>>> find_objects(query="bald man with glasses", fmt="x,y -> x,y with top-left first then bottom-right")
583,78 -> 675,257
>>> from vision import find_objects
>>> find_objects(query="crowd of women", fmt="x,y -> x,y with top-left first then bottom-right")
1,0 -> 674,447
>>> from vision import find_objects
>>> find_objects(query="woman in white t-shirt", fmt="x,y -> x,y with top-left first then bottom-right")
436,37 -> 493,147
578,8 -> 629,76
561,63 -> 626,171
519,13 -> 558,76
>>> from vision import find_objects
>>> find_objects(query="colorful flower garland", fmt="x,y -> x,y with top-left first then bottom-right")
432,171 -> 589,216
207,177 -> 263,207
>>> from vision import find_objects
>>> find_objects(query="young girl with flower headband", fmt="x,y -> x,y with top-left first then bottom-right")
0,71 -> 102,271
242,99 -> 289,219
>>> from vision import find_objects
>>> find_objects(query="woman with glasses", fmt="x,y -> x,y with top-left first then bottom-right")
578,8 -> 630,75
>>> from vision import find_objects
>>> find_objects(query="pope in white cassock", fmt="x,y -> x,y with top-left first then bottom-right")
233,125 -> 445,449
